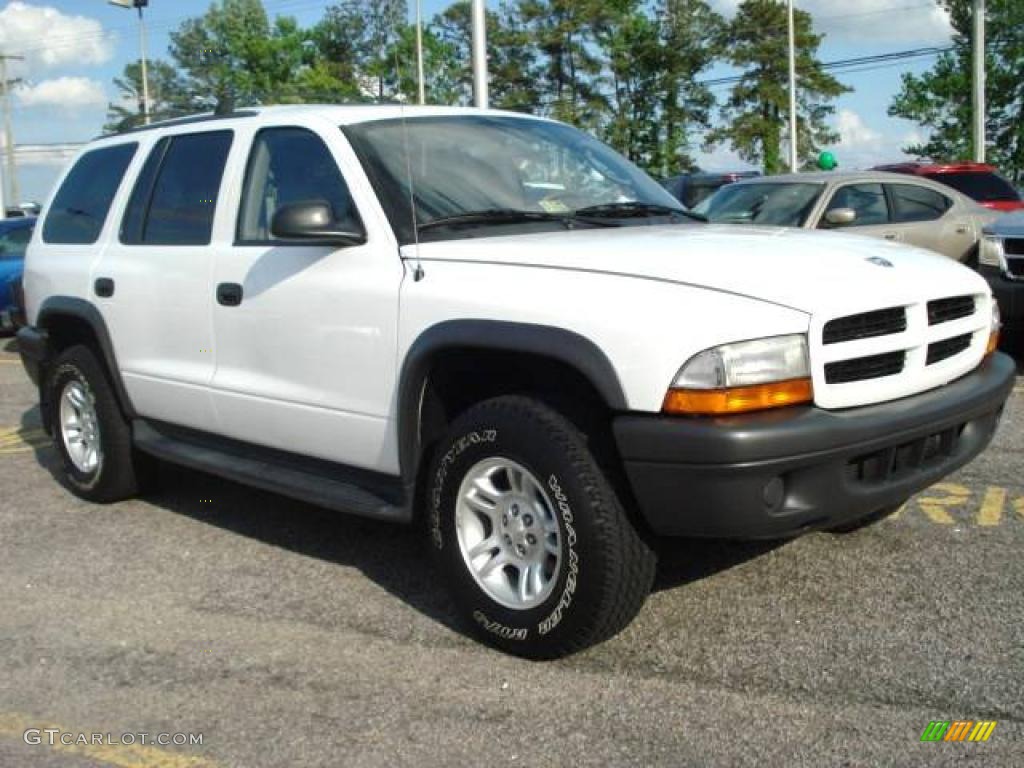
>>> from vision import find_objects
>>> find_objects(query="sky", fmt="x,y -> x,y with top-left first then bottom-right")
0,0 -> 956,203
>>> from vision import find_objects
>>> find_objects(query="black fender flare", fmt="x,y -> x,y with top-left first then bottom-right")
35,296 -> 137,420
397,319 -> 627,486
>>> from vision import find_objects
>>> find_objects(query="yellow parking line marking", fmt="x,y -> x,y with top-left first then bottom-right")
0,713 -> 217,768
1015,497 -> 1024,521
0,427 -> 49,454
913,482 -> 970,525
977,486 -> 1007,526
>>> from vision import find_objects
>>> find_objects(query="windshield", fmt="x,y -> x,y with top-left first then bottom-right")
694,183 -> 825,227
344,116 -> 685,243
924,171 -> 1020,203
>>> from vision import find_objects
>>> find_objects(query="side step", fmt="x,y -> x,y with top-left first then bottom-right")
133,420 -> 412,524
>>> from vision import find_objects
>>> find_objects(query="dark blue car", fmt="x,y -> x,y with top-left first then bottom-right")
0,217 -> 35,334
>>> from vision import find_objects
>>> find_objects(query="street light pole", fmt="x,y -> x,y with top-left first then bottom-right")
972,0 -> 985,163
0,53 -> 24,208
109,1 -> 151,125
787,0 -> 798,173
471,0 -> 488,109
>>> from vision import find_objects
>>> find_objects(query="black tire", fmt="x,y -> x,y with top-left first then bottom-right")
45,344 -> 153,503
426,395 -> 656,659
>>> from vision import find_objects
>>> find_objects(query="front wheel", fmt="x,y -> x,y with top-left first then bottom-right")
426,395 -> 656,659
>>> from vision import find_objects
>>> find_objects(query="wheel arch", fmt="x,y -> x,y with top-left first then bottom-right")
398,320 -> 628,492
35,296 -> 136,426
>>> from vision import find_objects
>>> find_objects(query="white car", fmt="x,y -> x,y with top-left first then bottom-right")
17,106 -> 1015,658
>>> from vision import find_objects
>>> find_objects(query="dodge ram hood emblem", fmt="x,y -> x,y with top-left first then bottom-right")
866,256 -> 894,268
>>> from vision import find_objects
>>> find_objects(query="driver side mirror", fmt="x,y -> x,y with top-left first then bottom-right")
270,201 -> 366,246
823,207 -> 857,227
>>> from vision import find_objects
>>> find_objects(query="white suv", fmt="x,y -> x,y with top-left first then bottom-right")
18,106 -> 1015,658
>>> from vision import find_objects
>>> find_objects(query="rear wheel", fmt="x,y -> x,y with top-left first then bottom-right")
427,395 -> 656,659
46,345 -> 153,503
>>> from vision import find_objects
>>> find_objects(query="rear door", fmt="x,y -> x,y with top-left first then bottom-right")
95,129 -> 234,429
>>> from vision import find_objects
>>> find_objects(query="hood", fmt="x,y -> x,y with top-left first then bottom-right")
986,210 -> 1024,237
409,224 -> 988,316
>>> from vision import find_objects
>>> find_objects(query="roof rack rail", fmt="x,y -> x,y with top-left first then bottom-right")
99,109 -> 260,139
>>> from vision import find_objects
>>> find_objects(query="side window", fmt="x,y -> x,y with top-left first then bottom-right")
122,131 -> 233,246
0,225 -> 33,260
822,183 -> 889,227
889,184 -> 952,223
43,143 -> 138,244
238,127 -> 360,243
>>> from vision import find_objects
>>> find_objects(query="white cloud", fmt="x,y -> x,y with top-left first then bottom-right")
15,77 -> 107,110
709,0 -> 953,45
825,109 -> 921,168
836,108 -> 881,147
0,2 -> 115,75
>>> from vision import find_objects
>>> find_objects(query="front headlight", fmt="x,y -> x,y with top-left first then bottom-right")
979,235 -> 1007,271
663,334 -> 813,415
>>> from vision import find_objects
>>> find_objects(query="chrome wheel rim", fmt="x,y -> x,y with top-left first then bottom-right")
59,380 -> 101,474
455,457 -> 562,611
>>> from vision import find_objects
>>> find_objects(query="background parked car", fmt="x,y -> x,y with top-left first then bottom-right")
979,211 -> 1024,354
660,171 -> 760,209
0,217 -> 35,334
872,162 -> 1024,212
692,171 -> 999,263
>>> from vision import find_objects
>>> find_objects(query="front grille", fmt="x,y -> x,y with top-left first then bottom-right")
927,295 -> 975,325
927,333 -> 972,365
1008,256 -> 1024,279
825,351 -> 905,384
846,425 -> 963,484
823,307 -> 906,345
1004,238 -> 1024,256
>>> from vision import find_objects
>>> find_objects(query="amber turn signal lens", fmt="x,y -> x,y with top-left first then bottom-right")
986,330 -> 1000,356
662,378 -> 814,415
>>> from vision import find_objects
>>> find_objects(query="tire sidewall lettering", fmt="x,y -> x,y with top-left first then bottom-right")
538,474 -> 579,636
430,429 -> 497,550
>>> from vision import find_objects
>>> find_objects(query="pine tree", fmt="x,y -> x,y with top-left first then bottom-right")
707,0 -> 848,174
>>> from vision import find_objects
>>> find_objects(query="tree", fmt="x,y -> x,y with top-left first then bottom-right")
169,0 -> 309,111
313,0 -> 408,101
889,0 -> 1024,182
517,0 -> 607,130
434,1 -> 541,111
707,0 -> 848,174
104,59 -> 193,133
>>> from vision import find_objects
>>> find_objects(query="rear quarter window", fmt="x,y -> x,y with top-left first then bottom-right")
42,143 -> 138,245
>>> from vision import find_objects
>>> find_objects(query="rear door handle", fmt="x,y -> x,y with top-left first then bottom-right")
216,283 -> 243,307
94,277 -> 115,298
883,232 -> 899,241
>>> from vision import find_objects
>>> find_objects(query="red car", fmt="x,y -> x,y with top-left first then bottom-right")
872,162 -> 1024,212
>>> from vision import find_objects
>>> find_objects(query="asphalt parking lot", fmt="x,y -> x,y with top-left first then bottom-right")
1,338 -> 1021,768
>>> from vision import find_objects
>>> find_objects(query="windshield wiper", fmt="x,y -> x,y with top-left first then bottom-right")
573,201 -> 687,219
417,208 -> 614,233
679,209 -> 708,222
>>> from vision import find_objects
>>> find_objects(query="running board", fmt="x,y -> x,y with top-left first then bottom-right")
133,420 -> 411,524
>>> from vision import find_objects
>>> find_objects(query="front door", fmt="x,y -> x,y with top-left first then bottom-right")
209,122 -> 403,472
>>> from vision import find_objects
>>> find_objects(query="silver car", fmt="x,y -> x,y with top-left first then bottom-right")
693,171 -> 1000,262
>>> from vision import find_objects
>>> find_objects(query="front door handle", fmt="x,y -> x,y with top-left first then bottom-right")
883,232 -> 899,241
94,277 -> 115,298
216,283 -> 243,307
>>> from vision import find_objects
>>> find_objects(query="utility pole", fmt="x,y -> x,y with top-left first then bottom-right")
0,53 -> 25,209
471,0 -> 488,109
415,0 -> 425,105
972,0 -> 985,163
787,0 -> 798,173
109,1 -> 151,125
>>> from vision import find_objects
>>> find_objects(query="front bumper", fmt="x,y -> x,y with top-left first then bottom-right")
980,266 -> 1024,344
16,325 -> 49,386
614,352 -> 1016,539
